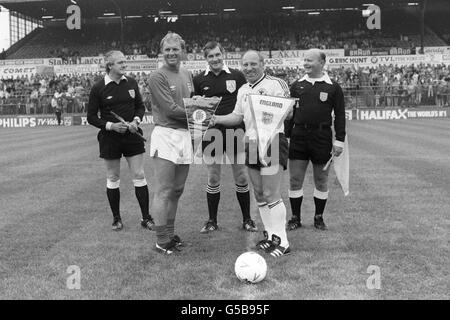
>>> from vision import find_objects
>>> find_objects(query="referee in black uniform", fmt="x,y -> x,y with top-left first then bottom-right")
193,41 -> 257,234
286,48 -> 346,231
87,50 -> 155,231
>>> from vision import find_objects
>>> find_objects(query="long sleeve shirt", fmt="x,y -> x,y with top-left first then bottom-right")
87,74 -> 144,130
148,65 -> 194,130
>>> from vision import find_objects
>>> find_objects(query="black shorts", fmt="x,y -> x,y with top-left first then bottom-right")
288,124 -> 332,164
201,124 -> 245,159
97,128 -> 145,160
245,133 -> 288,170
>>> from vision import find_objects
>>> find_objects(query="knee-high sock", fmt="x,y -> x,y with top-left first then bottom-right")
288,188 -> 303,219
106,179 -> 120,220
236,184 -> 251,221
134,180 -> 150,220
107,188 -> 120,219
166,218 -> 175,239
257,202 -> 271,239
313,188 -> 329,216
267,199 -> 289,248
155,225 -> 170,246
206,184 -> 220,222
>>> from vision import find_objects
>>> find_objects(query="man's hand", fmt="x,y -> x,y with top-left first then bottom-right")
333,145 -> 344,157
111,122 -> 129,133
128,120 -> 139,134
209,115 -> 217,127
286,105 -> 294,120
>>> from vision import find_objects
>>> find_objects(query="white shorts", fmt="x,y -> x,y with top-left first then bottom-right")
150,126 -> 193,164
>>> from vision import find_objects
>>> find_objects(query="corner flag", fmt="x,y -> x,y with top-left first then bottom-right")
333,135 -> 349,196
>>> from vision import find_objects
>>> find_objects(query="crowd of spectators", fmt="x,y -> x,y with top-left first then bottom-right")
0,72 -> 153,115
1,62 -> 449,115
265,63 -> 450,108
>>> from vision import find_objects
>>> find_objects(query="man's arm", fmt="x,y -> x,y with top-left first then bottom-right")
333,83 -> 346,155
133,79 -> 146,121
128,80 -> 146,133
214,87 -> 245,127
284,81 -> 297,137
149,71 -> 186,121
213,112 -> 243,127
86,84 -> 107,129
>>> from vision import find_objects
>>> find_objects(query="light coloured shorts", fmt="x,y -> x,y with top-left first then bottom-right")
150,126 -> 193,164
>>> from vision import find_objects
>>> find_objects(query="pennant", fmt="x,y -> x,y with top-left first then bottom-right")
333,135 -> 349,196
184,96 -> 222,155
248,94 -> 296,166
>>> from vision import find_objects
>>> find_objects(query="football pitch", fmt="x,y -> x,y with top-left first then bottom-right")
0,118 -> 449,300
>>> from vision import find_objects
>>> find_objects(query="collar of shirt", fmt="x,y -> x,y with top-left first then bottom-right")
249,73 -> 266,89
204,64 -> 231,76
104,74 -> 127,85
300,73 -> 332,85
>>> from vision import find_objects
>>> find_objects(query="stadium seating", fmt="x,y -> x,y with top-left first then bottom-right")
5,9 -> 447,60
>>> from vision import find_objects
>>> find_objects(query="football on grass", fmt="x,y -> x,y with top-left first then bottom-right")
234,251 -> 267,284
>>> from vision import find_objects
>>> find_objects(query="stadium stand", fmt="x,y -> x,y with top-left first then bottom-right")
5,9 -> 447,60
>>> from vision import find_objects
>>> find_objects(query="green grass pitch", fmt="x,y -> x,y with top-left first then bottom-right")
0,118 -> 448,299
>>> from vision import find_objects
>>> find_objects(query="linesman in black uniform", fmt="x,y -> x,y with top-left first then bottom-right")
193,41 -> 257,233
87,50 -> 155,231
286,49 -> 346,231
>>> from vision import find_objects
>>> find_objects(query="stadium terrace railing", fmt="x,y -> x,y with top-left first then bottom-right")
0,89 -> 449,116
0,93 -> 152,116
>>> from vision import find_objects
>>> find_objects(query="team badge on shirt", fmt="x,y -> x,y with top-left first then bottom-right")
128,89 -> 135,98
226,80 -> 236,93
319,92 -> 328,102
258,88 -> 268,95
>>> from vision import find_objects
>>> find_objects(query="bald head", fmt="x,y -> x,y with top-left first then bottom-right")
242,50 -> 265,64
306,49 -> 326,63
242,50 -> 265,84
304,48 -> 326,77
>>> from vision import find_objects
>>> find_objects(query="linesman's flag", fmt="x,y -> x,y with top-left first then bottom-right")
248,94 -> 296,166
333,135 -> 349,196
184,96 -> 222,153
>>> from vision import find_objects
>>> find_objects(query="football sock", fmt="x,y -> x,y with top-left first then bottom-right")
106,188 -> 120,220
166,218 -> 175,239
206,184 -> 220,222
235,184 -> 251,221
257,202 -> 272,239
134,185 -> 150,220
288,188 -> 303,220
268,199 -> 289,248
155,225 -> 170,246
313,188 -> 329,216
